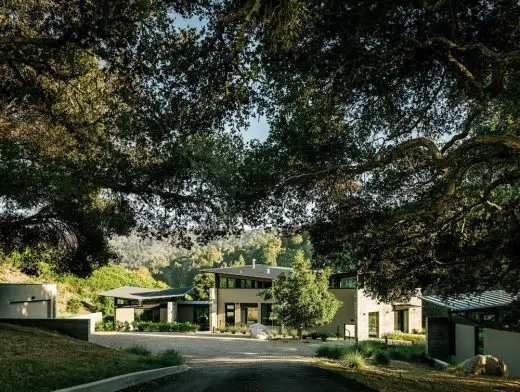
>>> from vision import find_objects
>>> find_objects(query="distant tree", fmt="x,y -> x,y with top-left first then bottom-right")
262,251 -> 341,338
192,273 -> 215,300
233,255 -> 246,266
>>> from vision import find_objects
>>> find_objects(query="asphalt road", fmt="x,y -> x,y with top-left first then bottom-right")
135,363 -> 375,392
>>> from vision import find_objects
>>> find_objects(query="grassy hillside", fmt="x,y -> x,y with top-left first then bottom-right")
0,255 -> 167,317
0,323 -> 182,392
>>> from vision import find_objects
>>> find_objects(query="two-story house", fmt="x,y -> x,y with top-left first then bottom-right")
202,263 -> 422,339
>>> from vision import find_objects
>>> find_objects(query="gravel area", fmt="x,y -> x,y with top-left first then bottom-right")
91,332 -> 354,366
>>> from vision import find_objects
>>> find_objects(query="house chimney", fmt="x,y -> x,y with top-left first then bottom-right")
266,268 -> 270,274
252,259 -> 256,269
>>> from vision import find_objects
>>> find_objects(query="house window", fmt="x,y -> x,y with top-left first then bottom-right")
227,278 -> 236,288
261,303 -> 273,325
116,298 -> 131,306
219,277 -> 228,288
245,280 -> 253,288
330,276 -> 357,288
225,303 -> 235,325
135,308 -> 160,322
368,312 -> 379,337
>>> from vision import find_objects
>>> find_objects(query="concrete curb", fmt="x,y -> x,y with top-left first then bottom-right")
53,365 -> 190,392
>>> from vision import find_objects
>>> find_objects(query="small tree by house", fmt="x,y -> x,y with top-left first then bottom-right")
192,273 -> 215,300
262,251 -> 341,338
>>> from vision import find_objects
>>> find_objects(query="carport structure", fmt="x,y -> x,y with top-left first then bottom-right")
99,286 -> 210,330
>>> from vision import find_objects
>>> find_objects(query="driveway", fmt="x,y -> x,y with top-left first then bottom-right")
91,333 -> 366,391
91,332 -> 346,366
139,362 -> 375,392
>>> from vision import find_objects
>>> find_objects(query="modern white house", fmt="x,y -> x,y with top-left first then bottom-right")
201,263 -> 422,339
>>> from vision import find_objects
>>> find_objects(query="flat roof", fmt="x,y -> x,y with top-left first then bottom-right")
422,290 -> 516,311
200,264 -> 292,279
98,286 -> 193,300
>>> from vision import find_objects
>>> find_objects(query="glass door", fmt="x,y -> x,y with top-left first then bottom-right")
368,312 -> 379,337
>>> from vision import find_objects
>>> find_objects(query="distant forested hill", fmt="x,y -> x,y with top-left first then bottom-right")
110,230 -> 313,287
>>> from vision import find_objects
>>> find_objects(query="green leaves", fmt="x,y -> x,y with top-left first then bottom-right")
263,251 -> 341,331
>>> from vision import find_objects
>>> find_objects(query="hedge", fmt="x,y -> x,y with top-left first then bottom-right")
95,321 -> 199,333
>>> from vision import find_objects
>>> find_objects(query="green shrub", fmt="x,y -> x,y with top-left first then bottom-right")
218,326 -> 227,333
356,341 -> 386,357
342,350 -> 366,369
66,296 -> 82,313
374,350 -> 390,365
382,331 -> 426,342
240,325 -> 249,334
95,320 -> 115,331
320,333 -> 329,342
281,328 -> 288,338
289,328 -> 298,339
124,345 -> 151,356
270,327 -> 279,337
145,349 -> 184,367
310,331 -> 318,340
301,330 -> 309,339
132,321 -> 197,333
316,345 -> 344,360
229,325 -> 238,334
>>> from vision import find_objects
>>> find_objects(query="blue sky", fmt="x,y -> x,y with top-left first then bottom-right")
173,14 -> 269,143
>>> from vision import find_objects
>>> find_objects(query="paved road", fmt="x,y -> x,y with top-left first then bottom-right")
135,363 -> 375,392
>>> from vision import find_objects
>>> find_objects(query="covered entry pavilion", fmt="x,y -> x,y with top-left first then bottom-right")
99,286 -> 211,330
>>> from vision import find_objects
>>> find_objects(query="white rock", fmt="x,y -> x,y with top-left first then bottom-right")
459,355 -> 508,377
249,323 -> 274,340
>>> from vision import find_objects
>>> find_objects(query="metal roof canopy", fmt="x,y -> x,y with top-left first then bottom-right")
422,290 -> 516,311
177,300 -> 211,305
98,286 -> 194,301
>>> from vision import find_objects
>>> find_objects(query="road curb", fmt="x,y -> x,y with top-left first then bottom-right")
53,365 -> 190,392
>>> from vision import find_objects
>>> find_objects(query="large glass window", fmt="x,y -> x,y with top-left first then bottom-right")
330,275 -> 357,288
225,303 -> 235,325
227,278 -> 236,288
219,277 -> 228,288
261,303 -> 273,325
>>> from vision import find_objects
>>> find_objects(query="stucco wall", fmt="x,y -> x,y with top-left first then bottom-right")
0,284 -> 57,319
317,289 -> 356,336
70,312 -> 102,334
216,288 -> 270,326
115,307 -> 134,323
483,328 -> 520,377
454,324 -> 476,362
356,291 -> 395,339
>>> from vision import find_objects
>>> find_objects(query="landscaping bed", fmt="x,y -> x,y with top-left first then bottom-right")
0,323 -> 183,392
314,340 -> 520,392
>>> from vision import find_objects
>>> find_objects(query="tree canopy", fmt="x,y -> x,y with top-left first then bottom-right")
209,0 -> 520,301
2,0 -> 520,304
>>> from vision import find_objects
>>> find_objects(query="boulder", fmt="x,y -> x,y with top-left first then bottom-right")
249,323 -> 274,340
459,355 -> 508,377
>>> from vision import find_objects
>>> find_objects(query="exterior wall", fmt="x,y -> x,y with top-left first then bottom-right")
356,290 -> 395,339
0,284 -> 57,319
216,288 -> 270,327
317,289 -> 357,336
483,328 -> 520,377
209,288 -> 217,331
355,290 -> 422,339
454,324 -> 476,362
115,307 -> 135,323
426,317 -> 451,361
70,312 -> 102,334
